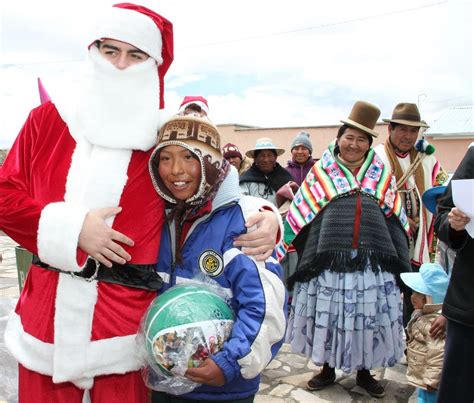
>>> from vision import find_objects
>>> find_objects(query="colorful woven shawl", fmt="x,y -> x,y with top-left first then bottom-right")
276,144 -> 409,260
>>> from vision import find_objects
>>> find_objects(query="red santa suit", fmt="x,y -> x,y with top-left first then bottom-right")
0,4 -> 174,399
2,101 -> 163,388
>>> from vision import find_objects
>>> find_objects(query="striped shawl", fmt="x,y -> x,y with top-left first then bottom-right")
276,144 -> 409,261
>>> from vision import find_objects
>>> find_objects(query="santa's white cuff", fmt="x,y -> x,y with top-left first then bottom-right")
38,202 -> 89,272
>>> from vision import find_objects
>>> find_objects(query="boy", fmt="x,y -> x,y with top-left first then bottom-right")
148,114 -> 287,402
400,263 -> 450,403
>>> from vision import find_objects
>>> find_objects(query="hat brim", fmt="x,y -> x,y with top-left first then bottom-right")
400,272 -> 430,296
340,118 -> 379,138
422,186 -> 447,214
382,118 -> 430,128
246,148 -> 285,158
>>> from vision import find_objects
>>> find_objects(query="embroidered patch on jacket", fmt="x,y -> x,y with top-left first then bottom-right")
198,250 -> 224,277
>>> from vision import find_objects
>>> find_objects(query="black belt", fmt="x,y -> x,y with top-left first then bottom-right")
32,255 -> 162,291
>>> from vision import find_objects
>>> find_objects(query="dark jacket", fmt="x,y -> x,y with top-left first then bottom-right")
434,146 -> 474,327
285,158 -> 317,186
239,163 -> 293,206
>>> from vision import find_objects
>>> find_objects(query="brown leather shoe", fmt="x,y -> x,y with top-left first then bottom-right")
356,374 -> 385,398
307,372 -> 336,391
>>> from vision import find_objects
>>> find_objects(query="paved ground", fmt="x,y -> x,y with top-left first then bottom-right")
0,234 -> 417,402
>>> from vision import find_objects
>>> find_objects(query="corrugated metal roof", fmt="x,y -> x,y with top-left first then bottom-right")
425,105 -> 474,137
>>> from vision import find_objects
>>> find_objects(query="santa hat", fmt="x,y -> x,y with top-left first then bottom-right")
90,3 -> 174,109
178,96 -> 209,116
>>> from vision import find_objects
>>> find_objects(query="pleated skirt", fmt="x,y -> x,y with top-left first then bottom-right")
286,267 -> 405,373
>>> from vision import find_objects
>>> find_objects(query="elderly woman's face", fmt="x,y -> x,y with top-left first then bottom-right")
337,128 -> 370,163
255,150 -> 277,173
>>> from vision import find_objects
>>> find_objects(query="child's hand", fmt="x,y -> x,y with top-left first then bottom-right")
429,315 -> 447,340
185,358 -> 225,386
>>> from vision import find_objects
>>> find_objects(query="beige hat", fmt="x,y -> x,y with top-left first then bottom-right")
340,100 -> 381,138
383,103 -> 430,128
246,137 -> 285,158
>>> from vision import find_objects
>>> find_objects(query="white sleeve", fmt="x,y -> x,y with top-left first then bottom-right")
37,202 -> 89,272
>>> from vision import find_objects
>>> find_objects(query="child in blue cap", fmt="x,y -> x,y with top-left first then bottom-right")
400,263 -> 450,403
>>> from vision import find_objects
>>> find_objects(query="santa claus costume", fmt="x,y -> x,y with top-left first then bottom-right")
0,4 -> 173,402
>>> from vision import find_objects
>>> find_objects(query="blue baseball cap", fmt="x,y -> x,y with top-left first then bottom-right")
422,186 -> 447,214
400,263 -> 450,304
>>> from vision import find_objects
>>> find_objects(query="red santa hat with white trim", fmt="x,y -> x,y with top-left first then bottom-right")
90,3 -> 174,109
178,96 -> 210,116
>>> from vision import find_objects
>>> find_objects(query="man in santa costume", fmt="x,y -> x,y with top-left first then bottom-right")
0,4 -> 280,402
374,102 -> 448,325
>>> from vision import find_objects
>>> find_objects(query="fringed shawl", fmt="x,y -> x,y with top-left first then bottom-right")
276,144 -> 409,260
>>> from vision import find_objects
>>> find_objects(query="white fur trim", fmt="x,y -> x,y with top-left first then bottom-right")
54,49 -> 160,151
37,141 -> 132,272
5,310 -> 142,389
92,7 -> 163,64
178,101 -> 209,116
53,275 -> 98,383
30,138 -> 134,384
38,202 -> 89,272
5,311 -> 54,375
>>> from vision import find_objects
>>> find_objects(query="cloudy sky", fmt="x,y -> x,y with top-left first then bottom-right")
0,0 -> 472,148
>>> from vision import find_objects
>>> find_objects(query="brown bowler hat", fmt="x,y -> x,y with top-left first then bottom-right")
340,100 -> 381,138
383,103 -> 429,128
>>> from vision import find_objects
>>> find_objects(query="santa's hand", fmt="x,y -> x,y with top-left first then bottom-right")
234,209 -> 278,261
448,207 -> 470,231
78,207 -> 134,267
185,358 -> 225,386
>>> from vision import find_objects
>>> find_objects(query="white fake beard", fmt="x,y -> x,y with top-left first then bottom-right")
70,47 -> 160,151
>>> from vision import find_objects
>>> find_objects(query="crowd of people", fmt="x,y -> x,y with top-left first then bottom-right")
0,3 -> 472,403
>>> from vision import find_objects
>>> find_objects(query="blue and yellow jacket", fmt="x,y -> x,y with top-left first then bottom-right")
156,169 -> 287,400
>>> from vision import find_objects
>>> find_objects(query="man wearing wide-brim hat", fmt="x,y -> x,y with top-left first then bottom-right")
239,138 -> 293,206
374,103 -> 448,322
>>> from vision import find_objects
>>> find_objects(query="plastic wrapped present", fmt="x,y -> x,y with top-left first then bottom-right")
137,281 -> 234,395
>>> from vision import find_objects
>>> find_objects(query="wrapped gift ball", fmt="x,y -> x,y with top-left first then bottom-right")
143,283 -> 234,381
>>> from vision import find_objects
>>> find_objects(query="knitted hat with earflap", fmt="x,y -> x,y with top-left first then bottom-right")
291,131 -> 313,154
149,114 -> 228,206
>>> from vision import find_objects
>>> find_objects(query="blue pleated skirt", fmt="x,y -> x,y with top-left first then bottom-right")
286,267 -> 405,373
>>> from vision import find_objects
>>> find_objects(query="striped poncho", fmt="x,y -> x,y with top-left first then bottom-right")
276,144 -> 409,261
